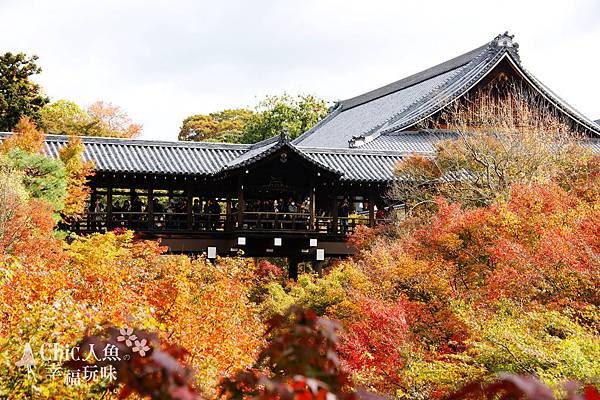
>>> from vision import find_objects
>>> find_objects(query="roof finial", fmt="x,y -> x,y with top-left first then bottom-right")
493,31 -> 518,49
279,129 -> 290,143
490,31 -> 520,61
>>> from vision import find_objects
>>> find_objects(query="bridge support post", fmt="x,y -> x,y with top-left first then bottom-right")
313,260 -> 323,275
288,257 -> 299,280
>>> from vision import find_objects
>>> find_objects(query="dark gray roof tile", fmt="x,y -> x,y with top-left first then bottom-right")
304,150 -> 402,182
38,134 -> 249,175
294,33 -> 600,149
358,130 -> 458,152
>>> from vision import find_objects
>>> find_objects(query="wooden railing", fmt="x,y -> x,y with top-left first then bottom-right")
239,211 -> 309,231
69,211 -> 388,235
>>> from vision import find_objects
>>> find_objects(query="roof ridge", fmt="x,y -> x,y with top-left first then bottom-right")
248,134 -> 280,149
350,44 -> 504,147
381,129 -> 457,136
0,132 -> 252,150
218,140 -> 343,176
300,146 -> 410,157
339,42 -> 491,111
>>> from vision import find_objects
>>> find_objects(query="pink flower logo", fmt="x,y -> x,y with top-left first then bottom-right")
132,339 -> 150,357
116,327 -> 137,347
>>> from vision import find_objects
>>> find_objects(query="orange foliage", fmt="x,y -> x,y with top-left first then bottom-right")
1,116 -> 45,153
59,136 -> 95,222
87,101 -> 142,138
343,180 -> 599,393
1,226 -> 263,397
0,197 -> 64,268
361,182 -> 600,308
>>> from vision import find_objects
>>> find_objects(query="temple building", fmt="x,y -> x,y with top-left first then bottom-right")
3,33 -> 600,276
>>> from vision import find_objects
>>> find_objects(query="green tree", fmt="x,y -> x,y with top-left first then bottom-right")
3,148 -> 67,214
241,94 -> 328,143
178,108 -> 253,142
0,52 -> 49,131
39,99 -> 88,135
39,99 -> 142,138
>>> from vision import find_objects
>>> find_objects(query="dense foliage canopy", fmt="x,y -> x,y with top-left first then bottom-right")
179,109 -> 254,142
0,67 -> 598,399
40,99 -> 142,138
179,94 -> 328,144
0,52 -> 49,131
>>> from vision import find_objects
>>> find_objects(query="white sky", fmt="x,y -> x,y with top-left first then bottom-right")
1,0 -> 598,140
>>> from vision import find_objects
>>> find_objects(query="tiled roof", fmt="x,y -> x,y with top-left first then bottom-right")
360,130 -> 600,155
1,133 -> 400,182
1,33 -> 598,184
220,132 -> 343,176
293,33 -> 600,149
293,64 -> 468,148
359,130 -> 458,152
304,149 -> 402,182
3,130 -> 599,183
41,134 -> 249,175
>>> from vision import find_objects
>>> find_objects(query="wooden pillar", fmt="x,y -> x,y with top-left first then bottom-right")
237,177 -> 245,229
186,183 -> 193,230
88,187 -> 97,231
106,186 -> 113,229
309,185 -> 316,231
129,186 -> 136,227
147,186 -> 154,231
226,193 -> 232,231
368,191 -> 375,227
332,195 -> 339,234
288,257 -> 299,280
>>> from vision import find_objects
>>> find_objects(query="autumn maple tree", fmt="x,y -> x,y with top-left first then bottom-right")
85,101 -> 142,138
392,83 -> 591,212
58,135 -> 95,223
1,75 -> 598,399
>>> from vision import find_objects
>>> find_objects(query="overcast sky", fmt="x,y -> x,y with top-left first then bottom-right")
1,0 -> 598,140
